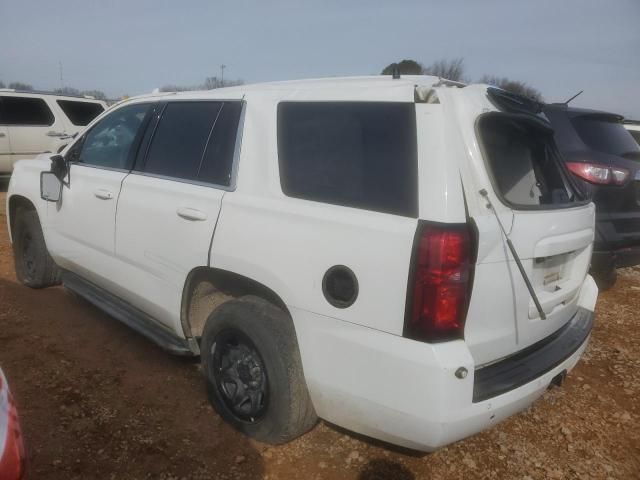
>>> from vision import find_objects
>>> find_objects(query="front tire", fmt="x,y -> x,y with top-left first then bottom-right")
201,295 -> 317,444
12,208 -> 60,288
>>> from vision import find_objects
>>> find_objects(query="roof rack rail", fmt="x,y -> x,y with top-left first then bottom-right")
0,88 -> 102,100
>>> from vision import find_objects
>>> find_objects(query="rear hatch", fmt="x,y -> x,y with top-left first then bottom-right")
454,94 -> 595,366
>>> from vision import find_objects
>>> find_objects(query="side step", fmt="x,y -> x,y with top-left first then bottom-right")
62,271 -> 197,356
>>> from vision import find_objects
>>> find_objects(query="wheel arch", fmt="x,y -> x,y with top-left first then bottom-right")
7,194 -> 38,243
180,266 -> 291,342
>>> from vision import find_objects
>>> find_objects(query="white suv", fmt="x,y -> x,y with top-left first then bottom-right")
0,90 -> 107,178
5,76 -> 598,451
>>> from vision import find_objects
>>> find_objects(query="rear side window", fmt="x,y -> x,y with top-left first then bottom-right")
143,101 -> 241,185
572,115 -> 640,159
628,128 -> 640,146
0,96 -> 55,126
57,100 -> 105,126
479,114 -> 579,209
278,102 -> 418,217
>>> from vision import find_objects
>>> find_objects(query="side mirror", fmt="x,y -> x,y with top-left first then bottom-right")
40,171 -> 62,202
50,154 -> 68,181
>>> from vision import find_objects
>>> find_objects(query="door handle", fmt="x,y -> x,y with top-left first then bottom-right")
177,207 -> 207,221
0,132 -> 5,138
46,131 -> 71,139
94,189 -> 114,200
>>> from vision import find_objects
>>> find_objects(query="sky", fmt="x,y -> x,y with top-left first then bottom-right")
1,0 -> 639,118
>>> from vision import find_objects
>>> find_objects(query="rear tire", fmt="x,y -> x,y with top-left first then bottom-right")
201,295 -> 317,444
591,265 -> 617,291
12,208 -> 61,288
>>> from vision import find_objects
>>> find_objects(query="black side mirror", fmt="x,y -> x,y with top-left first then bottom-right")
50,154 -> 68,181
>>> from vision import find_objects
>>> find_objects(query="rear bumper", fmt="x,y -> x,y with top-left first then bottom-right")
292,275 -> 597,451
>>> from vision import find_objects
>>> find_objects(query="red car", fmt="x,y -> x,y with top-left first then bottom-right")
0,369 -> 26,479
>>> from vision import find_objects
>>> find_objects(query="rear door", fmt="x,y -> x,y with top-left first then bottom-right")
113,100 -> 243,331
0,95 -> 66,164
465,112 -> 595,364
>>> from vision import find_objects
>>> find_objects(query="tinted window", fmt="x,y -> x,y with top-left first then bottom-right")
199,102 -> 243,186
571,115 -> 640,158
628,128 -> 640,146
0,96 -> 55,126
278,102 -> 418,217
144,102 -> 222,180
142,101 -> 242,185
80,103 -> 149,169
479,114 -> 578,208
57,100 -> 105,126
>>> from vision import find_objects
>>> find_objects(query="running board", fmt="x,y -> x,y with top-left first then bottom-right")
62,271 -> 197,356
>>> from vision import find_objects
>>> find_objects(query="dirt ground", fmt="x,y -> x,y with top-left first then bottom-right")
0,186 -> 638,480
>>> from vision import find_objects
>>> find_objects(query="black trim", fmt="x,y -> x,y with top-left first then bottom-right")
473,307 -> 593,402
62,271 -> 196,356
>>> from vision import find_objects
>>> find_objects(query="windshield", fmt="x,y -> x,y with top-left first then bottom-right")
571,115 -> 640,158
479,114 -> 580,209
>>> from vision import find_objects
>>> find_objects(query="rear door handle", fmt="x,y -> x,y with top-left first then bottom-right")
94,189 -> 114,200
0,132 -> 6,138
46,131 -> 72,139
177,207 -> 207,221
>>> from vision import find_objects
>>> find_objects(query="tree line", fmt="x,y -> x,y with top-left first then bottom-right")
381,58 -> 543,101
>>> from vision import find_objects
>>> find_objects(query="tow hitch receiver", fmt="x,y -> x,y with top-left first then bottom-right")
549,370 -> 567,389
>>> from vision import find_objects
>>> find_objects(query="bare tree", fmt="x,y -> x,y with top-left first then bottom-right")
161,76 -> 244,92
479,75 -> 543,102
423,58 -> 467,82
54,87 -> 81,96
8,82 -> 34,91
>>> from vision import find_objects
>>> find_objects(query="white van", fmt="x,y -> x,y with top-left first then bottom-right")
6,76 -> 598,451
0,90 -> 107,177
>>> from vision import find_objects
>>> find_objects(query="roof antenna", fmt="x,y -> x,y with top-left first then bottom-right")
563,90 -> 583,105
392,66 -> 401,80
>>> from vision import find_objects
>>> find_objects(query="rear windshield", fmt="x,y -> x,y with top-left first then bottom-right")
479,114 -> 580,209
278,102 -> 418,217
571,115 -> 640,159
57,100 -> 105,126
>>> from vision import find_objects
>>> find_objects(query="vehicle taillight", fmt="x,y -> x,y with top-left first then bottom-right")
566,162 -> 629,185
0,375 -> 26,480
404,222 -> 476,343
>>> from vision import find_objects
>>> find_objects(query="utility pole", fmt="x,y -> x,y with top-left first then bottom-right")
59,61 -> 64,89
220,64 -> 226,86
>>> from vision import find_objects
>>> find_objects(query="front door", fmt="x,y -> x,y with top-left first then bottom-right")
46,102 -> 152,289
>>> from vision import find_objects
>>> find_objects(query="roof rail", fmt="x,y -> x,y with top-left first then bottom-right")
0,88 -> 103,100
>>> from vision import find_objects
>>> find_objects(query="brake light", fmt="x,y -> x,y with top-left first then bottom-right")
0,374 -> 26,480
566,162 -> 629,185
404,223 -> 475,343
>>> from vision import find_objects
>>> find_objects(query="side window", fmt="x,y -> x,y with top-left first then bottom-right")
79,103 -> 150,169
277,102 -> 418,217
142,101 -> 242,186
199,102 -> 243,186
0,96 -> 55,126
56,100 -> 105,126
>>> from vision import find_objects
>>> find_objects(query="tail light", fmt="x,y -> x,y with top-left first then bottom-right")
566,162 -> 629,186
404,222 -> 476,343
0,373 -> 26,480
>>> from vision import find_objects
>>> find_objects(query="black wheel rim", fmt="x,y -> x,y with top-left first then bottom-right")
210,329 -> 268,423
21,232 -> 36,280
